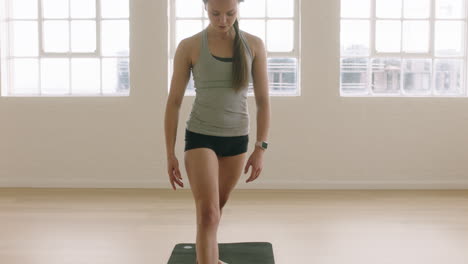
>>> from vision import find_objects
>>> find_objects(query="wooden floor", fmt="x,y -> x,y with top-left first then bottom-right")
0,188 -> 467,264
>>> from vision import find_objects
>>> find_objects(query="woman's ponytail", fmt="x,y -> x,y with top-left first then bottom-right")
232,18 -> 250,93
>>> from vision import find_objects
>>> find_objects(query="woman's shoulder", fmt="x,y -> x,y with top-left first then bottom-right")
239,30 -> 264,59
180,31 -> 203,52
178,31 -> 204,67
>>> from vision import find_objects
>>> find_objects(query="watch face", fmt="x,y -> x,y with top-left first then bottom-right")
261,142 -> 268,149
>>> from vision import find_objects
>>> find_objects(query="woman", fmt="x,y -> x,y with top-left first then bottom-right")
164,0 -> 270,263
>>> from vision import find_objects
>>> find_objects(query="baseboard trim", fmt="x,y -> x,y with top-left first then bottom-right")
1,179 -> 468,189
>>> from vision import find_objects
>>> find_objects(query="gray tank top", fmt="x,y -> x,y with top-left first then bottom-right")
185,27 -> 253,137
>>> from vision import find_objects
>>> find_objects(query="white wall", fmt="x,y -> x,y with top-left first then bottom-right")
1,0 -> 467,189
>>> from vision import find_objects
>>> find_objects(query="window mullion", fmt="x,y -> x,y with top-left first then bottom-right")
429,0 -> 435,58
4,0 -> 13,95
370,0 -> 376,57
401,1 -> 405,96
293,0 -> 298,57
38,0 -> 43,95
296,0 -> 300,94
400,1 -> 403,56
96,0 -> 102,94
370,0 -> 376,95
68,0 -> 71,95
68,0 -> 71,53
465,0 -> 468,96
430,0 -> 435,96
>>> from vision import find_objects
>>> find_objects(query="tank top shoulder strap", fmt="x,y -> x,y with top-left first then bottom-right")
199,28 -> 209,59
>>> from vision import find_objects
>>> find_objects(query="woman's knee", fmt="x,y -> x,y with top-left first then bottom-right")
197,204 -> 221,227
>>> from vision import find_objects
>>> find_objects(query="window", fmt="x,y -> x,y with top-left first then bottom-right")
340,0 -> 467,97
0,0 -> 130,97
169,0 -> 301,96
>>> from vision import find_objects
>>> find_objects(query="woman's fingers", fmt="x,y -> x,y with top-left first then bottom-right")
244,160 -> 250,174
172,170 -> 184,187
253,168 -> 261,181
245,167 -> 252,182
168,168 -> 183,190
169,176 -> 176,190
246,167 -> 256,182
250,168 -> 256,180
246,167 -> 262,183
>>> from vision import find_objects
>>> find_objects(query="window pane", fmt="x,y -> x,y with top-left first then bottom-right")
403,21 -> 429,53
402,59 -> 432,94
371,58 -> 401,94
176,20 -> 202,48
340,0 -> 370,18
267,58 -> 297,92
376,0 -> 402,18
176,0 -> 203,17
41,58 -> 70,94
71,58 -> 100,93
101,20 -> 129,56
71,0 -> 96,18
403,0 -> 430,18
376,20 -> 401,52
43,0 -> 69,18
240,19 -> 266,44
11,21 -> 38,56
434,59 -> 463,95
101,0 -> 129,18
267,0 -> 294,18
340,58 -> 369,94
43,20 -> 69,52
435,21 -> 464,57
239,0 -> 265,18
71,21 -> 96,52
11,59 -> 39,94
102,58 -> 129,93
340,20 -> 369,56
267,20 -> 293,52
436,0 -> 465,19
11,0 -> 37,19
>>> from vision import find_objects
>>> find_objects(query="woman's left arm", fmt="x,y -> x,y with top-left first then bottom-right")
252,37 -> 270,153
244,37 -> 271,183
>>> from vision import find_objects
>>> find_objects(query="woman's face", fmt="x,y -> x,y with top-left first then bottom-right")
205,0 -> 238,33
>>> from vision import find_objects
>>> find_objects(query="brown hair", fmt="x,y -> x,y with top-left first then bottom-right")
202,0 -> 250,93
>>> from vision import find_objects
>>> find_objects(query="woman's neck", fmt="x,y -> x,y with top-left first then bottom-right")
207,24 -> 235,41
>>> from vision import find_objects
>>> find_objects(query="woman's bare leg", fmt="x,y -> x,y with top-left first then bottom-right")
218,152 -> 247,216
185,148 -> 221,264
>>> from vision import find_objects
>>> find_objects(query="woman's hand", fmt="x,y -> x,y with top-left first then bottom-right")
244,148 -> 265,183
167,155 -> 184,190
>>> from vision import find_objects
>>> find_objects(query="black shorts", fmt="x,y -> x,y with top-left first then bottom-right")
184,128 -> 249,157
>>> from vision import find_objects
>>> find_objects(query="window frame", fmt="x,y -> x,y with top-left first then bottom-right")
340,0 -> 468,97
0,0 -> 130,97
168,0 -> 302,97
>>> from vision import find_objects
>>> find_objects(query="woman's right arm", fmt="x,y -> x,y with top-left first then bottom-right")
164,39 -> 192,158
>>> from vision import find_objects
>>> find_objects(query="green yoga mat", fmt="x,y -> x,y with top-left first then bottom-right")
167,242 -> 275,264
